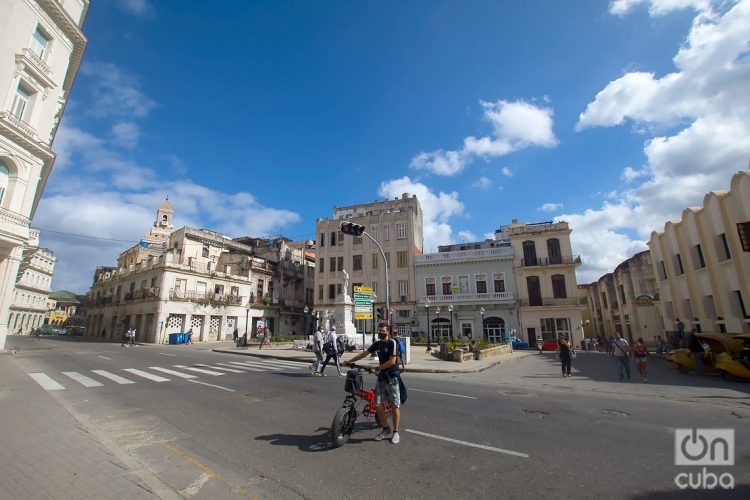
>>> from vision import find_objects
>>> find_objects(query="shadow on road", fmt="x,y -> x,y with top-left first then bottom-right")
256,421 -> 383,452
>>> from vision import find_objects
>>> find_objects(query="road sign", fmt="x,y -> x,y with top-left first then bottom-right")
353,292 -> 372,300
355,312 -> 373,319
354,287 -> 373,293
450,285 -> 460,292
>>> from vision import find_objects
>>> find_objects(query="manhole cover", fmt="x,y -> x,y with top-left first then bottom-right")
521,409 -> 549,417
600,409 -> 630,417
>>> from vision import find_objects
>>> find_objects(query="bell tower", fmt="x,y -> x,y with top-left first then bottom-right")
155,197 -> 174,230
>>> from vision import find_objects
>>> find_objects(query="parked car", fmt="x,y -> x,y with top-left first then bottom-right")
33,324 -> 65,336
542,340 -> 558,351
65,326 -> 85,336
510,336 -> 529,349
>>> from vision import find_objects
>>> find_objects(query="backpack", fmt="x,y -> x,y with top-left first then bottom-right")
395,337 -> 405,357
336,336 -> 345,354
324,341 -> 335,355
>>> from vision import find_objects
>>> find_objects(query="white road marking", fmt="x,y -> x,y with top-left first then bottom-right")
97,356 -> 111,360
194,364 -> 244,373
149,367 -> 197,379
29,373 -> 65,391
231,361 -> 282,371
405,429 -> 529,458
123,368 -> 170,382
62,371 -> 104,387
91,370 -> 135,384
187,380 -> 236,392
225,362 -> 265,372
174,365 -> 224,376
159,353 -> 177,357
181,472 -> 212,496
410,388 -> 477,399
261,359 -> 305,369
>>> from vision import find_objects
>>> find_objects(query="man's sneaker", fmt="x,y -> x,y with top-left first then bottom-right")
338,372 -> 346,377
391,432 -> 400,444
320,373 -> 326,377
374,428 -> 391,441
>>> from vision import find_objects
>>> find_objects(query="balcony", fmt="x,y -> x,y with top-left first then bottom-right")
169,289 -> 244,306
415,247 -> 511,265
519,297 -> 580,307
15,49 -> 55,88
518,255 -> 581,267
422,292 -> 515,305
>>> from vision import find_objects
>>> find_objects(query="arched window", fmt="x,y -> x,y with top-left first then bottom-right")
547,238 -> 562,264
483,317 -> 506,343
551,274 -> 567,299
522,241 -> 537,266
0,160 -> 9,205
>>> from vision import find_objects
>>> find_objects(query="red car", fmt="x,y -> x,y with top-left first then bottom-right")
542,340 -> 558,351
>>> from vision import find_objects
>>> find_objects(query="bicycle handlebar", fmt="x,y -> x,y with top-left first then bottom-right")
344,362 -> 376,372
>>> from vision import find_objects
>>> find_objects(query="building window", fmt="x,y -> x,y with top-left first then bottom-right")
318,258 -> 324,273
11,84 -> 31,120
547,238 -> 562,264
716,233 -> 731,261
354,235 -> 362,245
337,284 -> 342,296
522,241 -> 537,266
738,222 -> 750,252
442,277 -> 453,295
425,278 -> 436,296
398,309 -> 410,318
551,274 -> 567,299
371,227 -> 378,240
735,290 -> 749,319
31,26 -> 49,59
0,160 -> 9,205
601,292 -> 608,309
397,251 -> 407,268
202,244 -> 209,258
658,260 -> 667,280
475,275 -> 487,294
384,225 -> 390,240
398,280 -> 408,296
338,231 -> 344,246
151,277 -> 157,288
493,273 -> 505,293
396,224 -> 406,240
330,232 -> 336,246
328,284 -> 335,299
372,253 -> 378,269
330,257 -> 336,273
353,254 -> 362,271
527,276 -> 541,306
692,244 -> 706,269
257,280 -> 264,300
673,253 -> 684,275
319,233 -> 325,247
337,256 -> 343,272
318,285 -> 323,300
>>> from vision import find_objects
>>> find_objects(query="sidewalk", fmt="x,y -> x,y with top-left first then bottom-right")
0,352 -> 177,500
211,341 -> 537,373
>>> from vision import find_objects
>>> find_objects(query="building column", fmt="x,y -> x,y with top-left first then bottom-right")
0,246 -> 23,350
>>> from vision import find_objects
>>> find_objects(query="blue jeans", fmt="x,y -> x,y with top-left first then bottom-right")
694,352 -> 704,375
616,356 -> 630,380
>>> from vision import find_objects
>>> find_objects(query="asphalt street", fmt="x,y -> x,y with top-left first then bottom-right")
6,336 -> 750,499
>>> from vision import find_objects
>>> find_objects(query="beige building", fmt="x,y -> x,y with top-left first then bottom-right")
0,0 -> 88,349
314,194 -> 423,337
501,220 -> 584,346
86,200 -> 315,343
7,227 -> 55,334
648,169 -> 750,339
586,250 -> 664,344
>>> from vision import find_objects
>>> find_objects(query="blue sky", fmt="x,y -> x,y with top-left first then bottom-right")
37,0 -> 750,292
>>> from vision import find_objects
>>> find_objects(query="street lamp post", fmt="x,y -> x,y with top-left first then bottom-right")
303,305 -> 309,338
244,301 -> 251,347
435,307 -> 441,343
425,299 -> 431,351
448,304 -> 454,340
480,307 -> 485,341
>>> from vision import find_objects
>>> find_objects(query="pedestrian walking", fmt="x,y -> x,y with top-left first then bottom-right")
259,327 -> 272,349
232,328 -> 238,342
655,335 -> 666,354
320,325 -> 344,376
536,334 -> 543,354
129,328 -> 137,346
121,328 -> 132,347
611,333 -> 631,381
632,338 -> 649,382
309,326 -> 325,376
557,335 -> 573,377
187,328 -> 193,344
607,336 -> 616,356
688,331 -> 705,375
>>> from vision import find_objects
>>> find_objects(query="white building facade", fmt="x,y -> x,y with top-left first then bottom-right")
0,0 -> 88,349
415,240 -> 519,343
7,227 -> 55,334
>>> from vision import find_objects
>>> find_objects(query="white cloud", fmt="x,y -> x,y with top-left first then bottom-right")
79,62 -> 158,119
483,232 -> 496,240
501,167 -> 513,177
111,122 -> 140,149
119,0 -> 155,16
538,202 -> 563,212
410,99 -> 558,176
378,177 -> 464,252
609,0 -> 711,16
457,230 -> 477,241
570,0 -> 750,281
472,176 -> 493,189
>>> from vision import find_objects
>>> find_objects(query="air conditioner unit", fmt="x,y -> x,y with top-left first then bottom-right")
410,319 -> 419,326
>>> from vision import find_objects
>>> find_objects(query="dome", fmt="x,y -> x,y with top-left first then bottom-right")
159,197 -> 173,212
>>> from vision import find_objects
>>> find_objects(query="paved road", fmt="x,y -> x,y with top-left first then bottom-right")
5,336 -> 750,499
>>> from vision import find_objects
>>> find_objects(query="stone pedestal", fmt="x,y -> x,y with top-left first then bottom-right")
334,292 -> 357,337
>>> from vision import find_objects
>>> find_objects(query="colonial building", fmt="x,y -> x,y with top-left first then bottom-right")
501,219 -> 584,347
415,238 -> 519,344
47,289 -> 79,325
7,228 -> 54,334
315,194 -> 423,337
648,169 -> 750,337
85,200 -> 315,343
0,0 -> 88,349
586,251 -> 663,344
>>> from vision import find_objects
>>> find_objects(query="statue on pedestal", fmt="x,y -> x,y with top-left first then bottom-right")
341,269 -> 349,297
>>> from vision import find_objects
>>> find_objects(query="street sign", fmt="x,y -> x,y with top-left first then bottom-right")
354,287 -> 373,293
355,312 -> 373,319
353,292 -> 372,300
450,285 -> 460,292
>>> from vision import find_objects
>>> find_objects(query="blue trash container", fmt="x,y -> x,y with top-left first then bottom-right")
168,333 -> 177,345
177,333 -> 186,344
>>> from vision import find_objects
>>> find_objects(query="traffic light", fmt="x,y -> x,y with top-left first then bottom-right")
340,221 -> 365,237
376,307 -> 384,320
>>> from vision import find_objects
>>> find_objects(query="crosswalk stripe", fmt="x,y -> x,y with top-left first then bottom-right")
231,360 -> 282,371
173,365 -> 224,376
261,359 -> 305,369
224,362 -> 265,372
123,368 -> 170,382
62,371 -> 104,387
91,370 -> 135,384
149,367 -> 197,379
29,373 -> 65,391
194,364 -> 244,373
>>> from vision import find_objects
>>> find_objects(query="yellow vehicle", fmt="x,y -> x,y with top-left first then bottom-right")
671,333 -> 748,380
715,334 -> 750,382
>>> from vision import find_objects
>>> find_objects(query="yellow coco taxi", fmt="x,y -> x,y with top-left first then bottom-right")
671,333 -> 750,381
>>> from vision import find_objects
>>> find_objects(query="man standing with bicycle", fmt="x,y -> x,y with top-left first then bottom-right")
346,322 -> 401,444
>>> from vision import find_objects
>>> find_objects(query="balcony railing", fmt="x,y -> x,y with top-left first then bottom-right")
415,247 -> 511,264
21,48 -> 52,76
169,289 -> 244,306
0,111 -> 39,141
422,292 -> 515,304
518,255 -> 581,267
519,297 -> 580,307
0,207 -> 31,228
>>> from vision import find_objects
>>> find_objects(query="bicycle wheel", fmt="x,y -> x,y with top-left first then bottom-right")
330,406 -> 355,447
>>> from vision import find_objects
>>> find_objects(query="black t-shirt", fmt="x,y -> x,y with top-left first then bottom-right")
368,339 -> 398,372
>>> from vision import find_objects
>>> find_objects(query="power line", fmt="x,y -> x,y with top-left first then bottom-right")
36,228 -> 138,244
